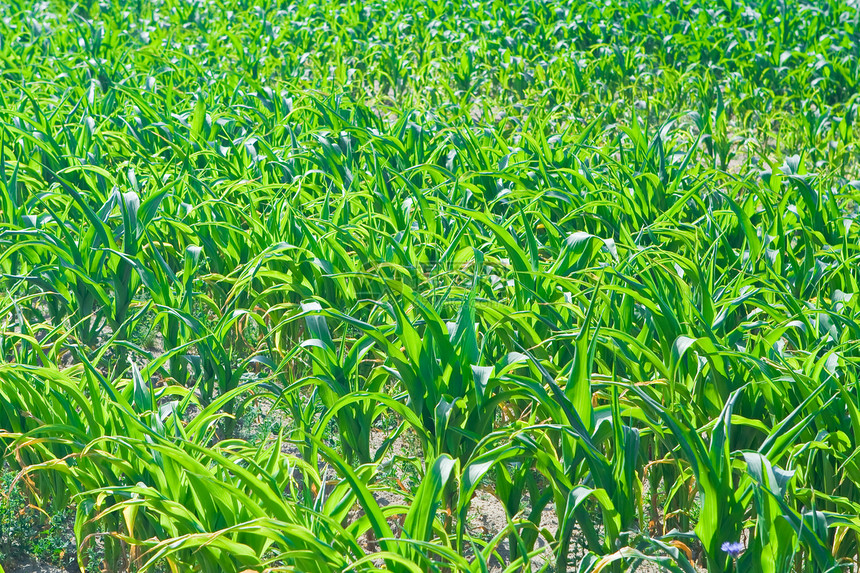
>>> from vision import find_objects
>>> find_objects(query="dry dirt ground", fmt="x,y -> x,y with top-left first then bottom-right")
3,556 -> 69,573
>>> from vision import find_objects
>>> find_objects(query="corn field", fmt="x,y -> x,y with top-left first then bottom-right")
0,0 -> 859,571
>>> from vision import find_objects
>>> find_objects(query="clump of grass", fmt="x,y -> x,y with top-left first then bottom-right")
0,472 -> 76,571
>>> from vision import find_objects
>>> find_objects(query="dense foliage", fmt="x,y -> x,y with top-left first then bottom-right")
0,0 -> 859,571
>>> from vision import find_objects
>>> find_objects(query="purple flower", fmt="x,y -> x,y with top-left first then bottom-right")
721,541 -> 744,558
